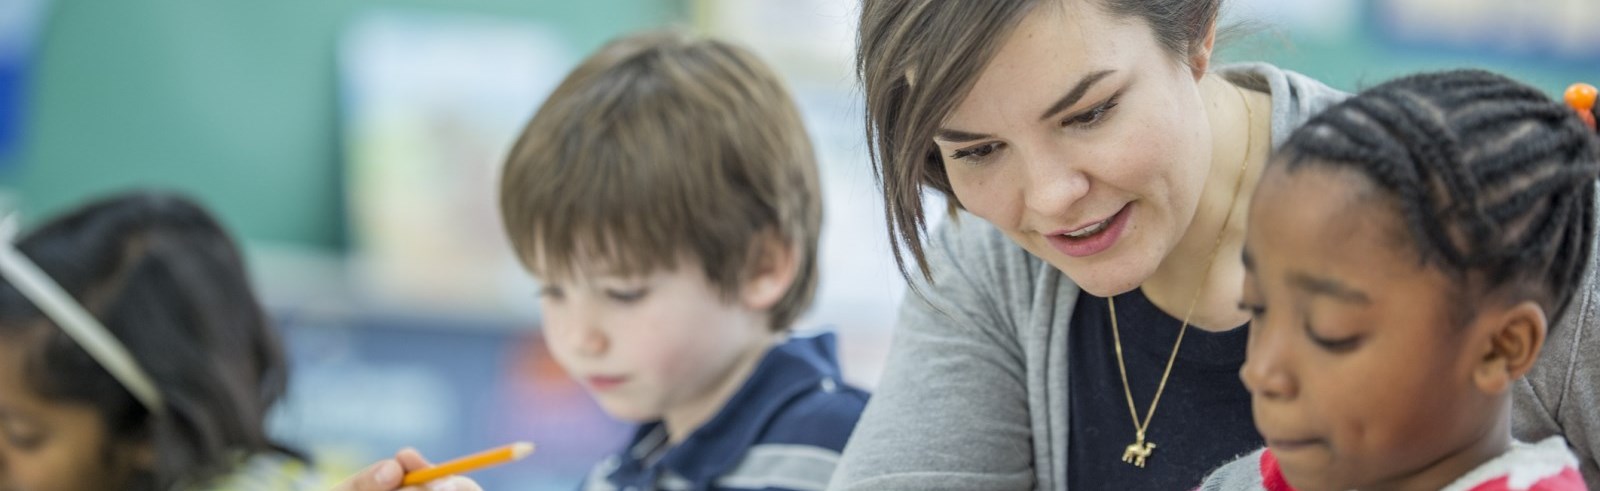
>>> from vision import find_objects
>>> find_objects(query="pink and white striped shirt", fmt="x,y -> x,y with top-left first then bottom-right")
1198,437 -> 1586,491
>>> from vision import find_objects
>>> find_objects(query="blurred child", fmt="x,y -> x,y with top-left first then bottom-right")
1200,70 -> 1599,490
0,191 -> 318,490
496,30 -> 868,490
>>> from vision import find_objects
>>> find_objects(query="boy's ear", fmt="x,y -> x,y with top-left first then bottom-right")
1471,301 -> 1547,394
740,232 -> 799,312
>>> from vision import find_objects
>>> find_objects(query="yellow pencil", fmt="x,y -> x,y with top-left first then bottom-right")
400,442 -> 536,486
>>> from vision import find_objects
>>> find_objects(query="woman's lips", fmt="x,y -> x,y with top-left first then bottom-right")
1045,203 -> 1131,258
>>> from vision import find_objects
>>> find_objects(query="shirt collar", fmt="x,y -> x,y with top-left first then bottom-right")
610,331 -> 844,486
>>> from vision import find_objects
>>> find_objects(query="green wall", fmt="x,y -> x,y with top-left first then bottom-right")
2,1 -> 685,249
7,2 -> 1591,251
1218,9 -> 1597,97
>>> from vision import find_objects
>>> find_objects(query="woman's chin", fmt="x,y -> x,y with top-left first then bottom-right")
1044,255 -> 1155,298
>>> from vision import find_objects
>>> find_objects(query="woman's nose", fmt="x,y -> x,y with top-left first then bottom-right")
1019,147 -> 1090,220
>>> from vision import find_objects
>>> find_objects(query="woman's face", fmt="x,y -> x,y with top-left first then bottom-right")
933,2 -> 1215,296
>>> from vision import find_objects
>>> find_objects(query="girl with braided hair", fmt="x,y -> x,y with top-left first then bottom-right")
1201,70 -> 1600,490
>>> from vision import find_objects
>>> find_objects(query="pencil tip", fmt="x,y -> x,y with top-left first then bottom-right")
512,442 -> 536,458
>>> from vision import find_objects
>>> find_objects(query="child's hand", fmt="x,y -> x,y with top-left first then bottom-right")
331,448 -> 483,491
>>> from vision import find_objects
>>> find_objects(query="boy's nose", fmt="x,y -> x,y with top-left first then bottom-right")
561,310 -> 609,358
575,327 -> 608,357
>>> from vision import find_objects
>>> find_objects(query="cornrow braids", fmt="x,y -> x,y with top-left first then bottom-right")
1280,69 -> 1600,323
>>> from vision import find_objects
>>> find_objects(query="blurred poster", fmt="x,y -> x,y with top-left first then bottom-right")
0,0 -> 48,165
339,10 -> 572,318
1225,0 -> 1360,42
269,317 -> 629,490
694,0 -> 857,86
1377,0 -> 1600,62
695,0 -> 920,387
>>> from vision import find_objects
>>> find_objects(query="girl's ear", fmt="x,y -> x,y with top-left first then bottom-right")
119,432 -> 157,470
108,435 -> 157,487
1470,301 -> 1547,394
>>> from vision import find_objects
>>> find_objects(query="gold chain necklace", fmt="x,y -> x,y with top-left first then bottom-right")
1113,82 -> 1255,469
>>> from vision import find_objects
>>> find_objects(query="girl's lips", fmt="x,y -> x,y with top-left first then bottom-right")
1045,203 -> 1132,258
1267,438 -> 1324,452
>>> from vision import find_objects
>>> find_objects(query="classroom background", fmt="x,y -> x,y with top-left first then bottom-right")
0,0 -> 1593,488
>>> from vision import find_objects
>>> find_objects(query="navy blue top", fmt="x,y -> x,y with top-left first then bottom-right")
583,332 -> 869,491
1066,288 -> 1260,490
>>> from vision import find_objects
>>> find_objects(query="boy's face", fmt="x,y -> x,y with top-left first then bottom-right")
536,256 -> 777,434
1238,165 -> 1507,491
0,339 -> 145,491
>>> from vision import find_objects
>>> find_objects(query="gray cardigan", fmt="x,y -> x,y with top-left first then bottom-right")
827,63 -> 1600,490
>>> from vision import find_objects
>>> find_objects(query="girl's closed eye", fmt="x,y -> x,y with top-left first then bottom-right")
0,416 -> 44,450
1238,301 -> 1266,318
1237,277 -> 1266,318
1303,317 -> 1363,353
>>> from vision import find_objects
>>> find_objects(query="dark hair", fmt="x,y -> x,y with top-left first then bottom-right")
1278,69 -> 1600,323
856,0 -> 1223,280
0,191 -> 299,490
500,30 -> 822,331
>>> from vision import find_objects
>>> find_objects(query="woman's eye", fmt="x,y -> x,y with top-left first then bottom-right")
1062,97 -> 1119,128
949,142 -> 1002,163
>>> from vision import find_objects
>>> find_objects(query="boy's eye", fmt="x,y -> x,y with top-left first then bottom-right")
949,142 -> 1003,163
605,288 -> 649,303
538,286 -> 565,300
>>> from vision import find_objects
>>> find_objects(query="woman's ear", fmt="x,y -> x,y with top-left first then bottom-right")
1188,21 -> 1218,79
1471,301 -> 1547,394
740,232 -> 799,311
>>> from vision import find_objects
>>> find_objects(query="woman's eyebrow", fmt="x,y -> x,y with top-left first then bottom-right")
933,128 -> 994,143
1039,69 -> 1115,121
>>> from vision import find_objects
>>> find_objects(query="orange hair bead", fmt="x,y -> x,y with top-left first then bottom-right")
1566,83 -> 1597,130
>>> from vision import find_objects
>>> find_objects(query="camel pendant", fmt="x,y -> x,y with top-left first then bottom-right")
1122,437 -> 1156,468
